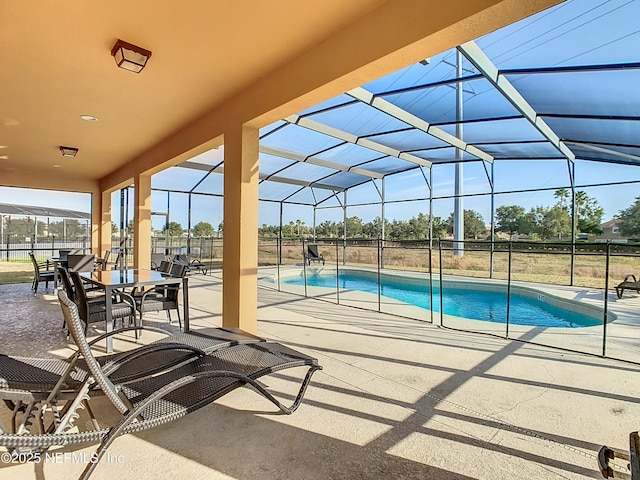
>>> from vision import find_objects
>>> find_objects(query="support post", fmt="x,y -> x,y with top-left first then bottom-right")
343,191 -> 347,266
569,160 -> 576,286
490,162 -> 495,278
222,125 -> 260,334
133,173 -> 152,270
381,177 -> 385,268
453,49 -> 465,257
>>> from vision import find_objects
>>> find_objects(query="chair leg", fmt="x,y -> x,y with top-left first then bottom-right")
176,308 -> 182,330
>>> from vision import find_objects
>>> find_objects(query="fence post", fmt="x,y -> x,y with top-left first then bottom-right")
335,239 -> 340,304
377,239 -> 381,312
602,241 -> 611,357
438,239 -> 443,326
276,237 -> 281,292
506,241 -> 512,339
302,238 -> 307,298
429,239 -> 434,324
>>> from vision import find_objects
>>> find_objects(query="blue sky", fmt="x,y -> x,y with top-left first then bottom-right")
1,157 -> 638,231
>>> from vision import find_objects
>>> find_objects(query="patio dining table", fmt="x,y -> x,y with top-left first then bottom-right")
80,268 -> 189,353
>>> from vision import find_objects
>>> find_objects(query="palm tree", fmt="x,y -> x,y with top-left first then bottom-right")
554,188 -> 569,210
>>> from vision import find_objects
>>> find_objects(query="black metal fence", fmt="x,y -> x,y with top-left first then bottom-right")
259,237 -> 640,366
0,234 -> 91,263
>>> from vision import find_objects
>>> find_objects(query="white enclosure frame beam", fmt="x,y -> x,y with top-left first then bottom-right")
285,115 -> 432,168
347,86 -> 493,163
458,41 -> 575,163
259,145 -> 384,179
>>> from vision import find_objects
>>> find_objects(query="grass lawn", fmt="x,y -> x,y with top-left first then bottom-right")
0,261 -> 33,285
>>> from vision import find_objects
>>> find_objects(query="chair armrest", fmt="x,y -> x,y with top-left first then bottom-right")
623,274 -> 638,283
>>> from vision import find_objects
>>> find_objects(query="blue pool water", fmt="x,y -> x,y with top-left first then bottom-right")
284,271 -> 601,328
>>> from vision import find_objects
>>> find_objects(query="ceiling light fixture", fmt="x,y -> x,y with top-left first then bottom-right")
60,146 -> 79,157
80,115 -> 98,121
111,39 -> 152,73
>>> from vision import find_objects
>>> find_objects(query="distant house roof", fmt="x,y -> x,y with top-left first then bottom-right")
0,203 -> 90,220
600,218 -> 621,229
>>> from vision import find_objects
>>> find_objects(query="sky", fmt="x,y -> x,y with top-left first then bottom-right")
1,156 -> 638,232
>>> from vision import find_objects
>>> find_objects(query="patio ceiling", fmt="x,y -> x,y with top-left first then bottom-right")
169,0 -> 640,205
0,0 -> 386,181
1,0 -> 557,195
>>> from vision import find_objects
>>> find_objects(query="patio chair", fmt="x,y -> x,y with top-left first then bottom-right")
304,244 -> 325,265
67,253 -> 97,273
0,291 -> 321,480
132,263 -> 186,328
150,253 -> 167,270
157,259 -> 172,273
173,253 -> 208,275
28,252 -> 55,294
95,250 -> 111,270
70,271 -> 137,334
615,274 -> 640,299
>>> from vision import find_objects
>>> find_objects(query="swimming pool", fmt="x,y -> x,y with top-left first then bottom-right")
283,270 -> 604,328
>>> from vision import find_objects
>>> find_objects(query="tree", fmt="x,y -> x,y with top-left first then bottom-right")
617,196 -> 640,237
574,190 -> 604,234
408,213 -> 429,239
362,216 -> 388,239
163,221 -> 184,237
431,216 -> 446,238
192,221 -> 215,237
444,210 -> 485,239
539,205 -> 571,240
345,216 -> 363,237
316,220 -> 340,238
554,188 -> 570,210
495,205 -> 527,237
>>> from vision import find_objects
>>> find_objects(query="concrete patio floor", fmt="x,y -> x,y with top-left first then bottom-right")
1,273 -> 639,479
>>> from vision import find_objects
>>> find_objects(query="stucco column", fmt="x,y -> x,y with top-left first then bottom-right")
133,173 -> 152,270
223,125 -> 259,334
99,190 -> 112,259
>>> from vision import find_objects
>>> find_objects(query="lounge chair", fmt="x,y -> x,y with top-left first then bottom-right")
615,274 -> 640,299
173,254 -> 208,275
304,244 -> 325,265
0,290 -> 321,480
1,325 -> 267,430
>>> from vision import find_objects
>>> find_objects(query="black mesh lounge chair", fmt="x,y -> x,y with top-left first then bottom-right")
173,254 -> 208,275
29,252 -> 55,294
616,274 -> 640,299
0,291 -> 321,480
304,244 -> 325,265
1,324 -> 266,435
